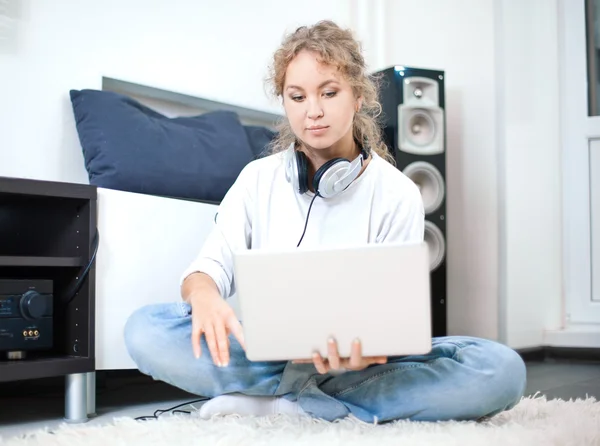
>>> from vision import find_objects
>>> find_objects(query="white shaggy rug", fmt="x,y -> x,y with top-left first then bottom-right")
1,395 -> 599,446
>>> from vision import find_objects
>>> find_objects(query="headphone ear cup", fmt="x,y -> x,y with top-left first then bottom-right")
313,158 -> 346,196
295,150 -> 310,195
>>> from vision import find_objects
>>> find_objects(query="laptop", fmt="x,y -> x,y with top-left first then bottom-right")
232,241 -> 432,362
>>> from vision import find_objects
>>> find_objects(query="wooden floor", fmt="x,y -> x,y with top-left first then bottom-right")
524,358 -> 600,401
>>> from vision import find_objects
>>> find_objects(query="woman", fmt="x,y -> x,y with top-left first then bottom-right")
124,20 -> 526,423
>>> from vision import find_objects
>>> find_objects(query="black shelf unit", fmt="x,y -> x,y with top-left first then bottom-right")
0,176 -> 97,387
0,256 -> 84,267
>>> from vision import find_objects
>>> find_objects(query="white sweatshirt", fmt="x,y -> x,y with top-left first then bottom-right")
181,150 -> 425,299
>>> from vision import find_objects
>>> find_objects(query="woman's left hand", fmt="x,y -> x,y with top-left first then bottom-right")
293,338 -> 387,374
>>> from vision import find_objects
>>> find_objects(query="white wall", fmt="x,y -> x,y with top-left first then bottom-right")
0,0 -> 352,183
495,0 -> 563,348
380,0 -> 563,348
383,0 -> 501,341
0,0 -> 566,348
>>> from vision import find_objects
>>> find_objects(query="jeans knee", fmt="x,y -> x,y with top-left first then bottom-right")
123,304 -> 160,366
487,342 -> 527,411
504,346 -> 527,403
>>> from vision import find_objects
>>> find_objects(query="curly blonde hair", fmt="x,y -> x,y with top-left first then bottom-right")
265,20 -> 394,164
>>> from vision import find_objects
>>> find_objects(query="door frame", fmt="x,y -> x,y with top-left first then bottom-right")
558,0 -> 600,326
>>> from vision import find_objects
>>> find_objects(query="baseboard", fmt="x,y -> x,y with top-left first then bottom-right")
515,347 -> 546,361
544,326 -> 600,348
517,346 -> 600,362
0,369 -> 150,398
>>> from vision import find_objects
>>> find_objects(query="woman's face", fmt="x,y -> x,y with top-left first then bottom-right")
282,49 -> 359,152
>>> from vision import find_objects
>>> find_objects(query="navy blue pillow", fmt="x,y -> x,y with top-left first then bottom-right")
69,89 -> 258,203
244,125 -> 277,160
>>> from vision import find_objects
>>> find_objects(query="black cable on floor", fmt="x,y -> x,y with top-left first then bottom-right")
134,397 -> 210,421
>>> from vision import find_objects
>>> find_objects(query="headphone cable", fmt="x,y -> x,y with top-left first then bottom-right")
297,193 -> 319,247
63,228 -> 100,305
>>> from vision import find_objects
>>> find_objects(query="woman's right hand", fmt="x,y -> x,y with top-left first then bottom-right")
190,292 -> 245,366
184,273 -> 245,367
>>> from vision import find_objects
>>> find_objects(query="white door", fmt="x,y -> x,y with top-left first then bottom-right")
560,0 -> 600,324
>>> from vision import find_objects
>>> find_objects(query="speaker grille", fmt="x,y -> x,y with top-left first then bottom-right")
402,161 -> 445,214
424,221 -> 446,272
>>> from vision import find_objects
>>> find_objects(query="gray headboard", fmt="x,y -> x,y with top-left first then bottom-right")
101,77 -> 283,130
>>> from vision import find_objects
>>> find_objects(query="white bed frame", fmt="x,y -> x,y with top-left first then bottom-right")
93,79 -> 280,371
95,187 -> 219,370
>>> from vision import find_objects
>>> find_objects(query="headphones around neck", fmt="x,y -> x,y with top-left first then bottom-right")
284,142 -> 370,199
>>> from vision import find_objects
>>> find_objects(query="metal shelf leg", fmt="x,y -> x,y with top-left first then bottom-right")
87,371 -> 96,416
64,373 -> 89,423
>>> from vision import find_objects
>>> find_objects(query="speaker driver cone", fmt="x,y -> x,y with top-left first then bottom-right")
405,109 -> 436,147
402,161 -> 445,214
424,221 -> 445,272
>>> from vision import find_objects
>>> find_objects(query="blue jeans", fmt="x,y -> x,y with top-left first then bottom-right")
123,302 -> 527,423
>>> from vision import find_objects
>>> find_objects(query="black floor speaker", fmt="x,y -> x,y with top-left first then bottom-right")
375,65 -> 447,338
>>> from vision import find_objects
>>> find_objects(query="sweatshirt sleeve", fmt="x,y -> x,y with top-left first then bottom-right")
179,164 -> 254,299
377,181 -> 425,244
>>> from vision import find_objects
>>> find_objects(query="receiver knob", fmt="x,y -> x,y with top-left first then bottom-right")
19,290 -> 46,320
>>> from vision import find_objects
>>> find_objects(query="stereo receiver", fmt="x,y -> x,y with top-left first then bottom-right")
0,279 -> 54,359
